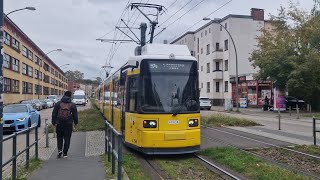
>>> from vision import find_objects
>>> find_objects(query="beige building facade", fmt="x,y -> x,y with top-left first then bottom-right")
3,16 -> 68,104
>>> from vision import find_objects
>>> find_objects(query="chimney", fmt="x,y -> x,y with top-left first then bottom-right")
251,8 -> 264,21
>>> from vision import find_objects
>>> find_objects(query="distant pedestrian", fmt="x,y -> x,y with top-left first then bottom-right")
52,91 -> 78,158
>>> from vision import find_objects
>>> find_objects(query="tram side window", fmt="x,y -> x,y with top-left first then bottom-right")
127,76 -> 139,112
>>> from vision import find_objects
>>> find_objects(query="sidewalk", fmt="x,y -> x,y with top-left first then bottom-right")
29,132 -> 105,180
202,108 -> 320,145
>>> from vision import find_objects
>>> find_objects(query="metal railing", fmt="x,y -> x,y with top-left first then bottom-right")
313,118 -> 320,146
105,120 -> 123,180
1,125 -> 39,180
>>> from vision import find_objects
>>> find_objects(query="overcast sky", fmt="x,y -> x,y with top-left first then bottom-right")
5,0 -> 314,79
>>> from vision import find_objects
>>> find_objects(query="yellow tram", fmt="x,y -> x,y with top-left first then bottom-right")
95,44 -> 200,154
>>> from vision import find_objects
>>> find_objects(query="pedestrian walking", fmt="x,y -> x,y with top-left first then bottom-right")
52,91 -> 78,158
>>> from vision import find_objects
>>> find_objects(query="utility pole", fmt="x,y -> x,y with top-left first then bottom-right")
0,1 -> 4,179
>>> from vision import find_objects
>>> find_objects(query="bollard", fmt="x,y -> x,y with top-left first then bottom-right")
313,118 -> 316,146
12,134 -> 17,180
296,103 -> 300,119
26,128 -> 30,169
289,106 -> 291,117
45,119 -> 49,148
278,109 -> 281,130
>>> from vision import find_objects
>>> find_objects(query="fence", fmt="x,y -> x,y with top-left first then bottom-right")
105,120 -> 123,180
313,118 -> 320,146
1,125 -> 39,180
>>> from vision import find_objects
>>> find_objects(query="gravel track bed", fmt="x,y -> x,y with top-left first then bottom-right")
253,148 -> 320,176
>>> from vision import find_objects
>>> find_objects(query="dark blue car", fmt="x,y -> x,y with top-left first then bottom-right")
3,104 -> 41,132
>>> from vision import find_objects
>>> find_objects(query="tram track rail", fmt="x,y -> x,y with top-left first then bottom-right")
201,126 -> 320,179
194,154 -> 242,180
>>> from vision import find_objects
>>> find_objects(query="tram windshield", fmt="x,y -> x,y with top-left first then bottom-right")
141,60 -> 199,114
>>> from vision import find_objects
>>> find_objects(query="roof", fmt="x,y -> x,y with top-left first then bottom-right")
4,15 -> 65,75
171,13 -> 264,44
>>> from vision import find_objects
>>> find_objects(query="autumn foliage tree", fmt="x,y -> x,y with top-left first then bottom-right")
250,1 -> 320,110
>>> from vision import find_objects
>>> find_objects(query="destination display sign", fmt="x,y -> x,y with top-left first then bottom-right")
147,61 -> 194,73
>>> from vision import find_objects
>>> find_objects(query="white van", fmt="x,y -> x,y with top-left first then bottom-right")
72,90 -> 87,106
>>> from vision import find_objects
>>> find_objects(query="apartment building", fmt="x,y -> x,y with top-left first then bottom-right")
172,8 -> 273,106
3,16 -> 68,104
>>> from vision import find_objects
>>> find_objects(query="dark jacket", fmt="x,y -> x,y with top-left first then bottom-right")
52,96 -> 78,125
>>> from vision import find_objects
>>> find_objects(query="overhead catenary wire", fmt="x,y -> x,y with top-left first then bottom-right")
154,0 -> 232,42
158,0 -> 194,27
161,0 -> 179,15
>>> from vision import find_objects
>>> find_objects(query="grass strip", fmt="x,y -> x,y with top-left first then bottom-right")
4,158 -> 42,180
200,147 -> 311,180
292,145 -> 320,156
155,155 -> 220,180
101,153 -> 150,180
75,101 -> 105,132
202,114 -> 261,127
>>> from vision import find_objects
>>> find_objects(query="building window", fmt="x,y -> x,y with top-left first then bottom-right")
206,44 -> 210,55
4,31 -> 11,45
225,60 -> 228,71
27,83 -> 33,94
205,30 -> 207,36
220,25 -> 222,31
182,40 -> 184,44
22,63 -> 27,75
11,58 -> 19,72
35,85 -> 42,95
35,69 -> 39,79
201,48 -> 203,54
216,82 -> 220,92
201,32 -> 203,37
43,87 -> 49,95
201,66 -> 203,72
4,78 -> 11,93
39,72 -> 43,80
209,28 -> 211,33
22,82 -> 28,94
224,39 -> 229,51
4,53 -> 10,68
185,38 -> 187,42
12,80 -> 19,93
207,82 -> 210,93
22,46 -> 28,57
216,43 -> 220,51
44,63 -> 49,71
225,23 -> 228,29
51,67 -> 54,75
224,81 -> 228,92
28,66 -> 33,77
201,82 -> 203,88
206,63 -> 210,73
27,50 -> 33,60
11,37 -> 20,51
197,38 -> 199,53
55,71 -> 58,77
35,56 -> 42,66
216,61 -> 220,71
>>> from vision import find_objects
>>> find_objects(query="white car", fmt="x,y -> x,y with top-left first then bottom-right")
72,90 -> 87,106
200,97 -> 212,110
44,99 -> 54,108
48,95 -> 58,104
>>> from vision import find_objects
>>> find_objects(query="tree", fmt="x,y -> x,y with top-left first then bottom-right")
250,1 -> 320,110
65,70 -> 84,82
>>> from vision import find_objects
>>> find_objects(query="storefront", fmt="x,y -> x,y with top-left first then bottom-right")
231,76 -> 273,107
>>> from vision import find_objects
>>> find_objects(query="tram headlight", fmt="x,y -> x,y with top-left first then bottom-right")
188,119 -> 199,127
143,120 -> 157,128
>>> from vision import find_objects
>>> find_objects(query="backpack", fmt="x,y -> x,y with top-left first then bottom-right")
57,102 -> 72,121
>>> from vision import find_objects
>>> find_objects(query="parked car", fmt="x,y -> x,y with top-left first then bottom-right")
44,99 -> 54,108
200,97 -> 212,110
3,104 -> 41,132
39,99 -> 48,109
286,96 -> 305,110
32,99 -> 43,111
48,95 -> 58,104
57,95 -> 63,102
20,100 -> 37,110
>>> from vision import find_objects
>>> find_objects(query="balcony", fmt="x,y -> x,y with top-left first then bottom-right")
212,49 -> 223,60
212,70 -> 223,80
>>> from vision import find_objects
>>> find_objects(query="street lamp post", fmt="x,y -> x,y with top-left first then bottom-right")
6,7 -> 36,16
203,18 -> 239,111
38,49 -> 62,99
1,4 -> 36,180
54,64 -> 69,95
